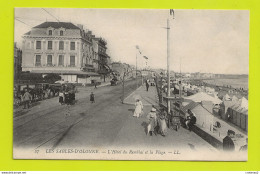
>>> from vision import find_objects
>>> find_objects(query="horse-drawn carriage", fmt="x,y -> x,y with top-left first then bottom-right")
62,83 -> 76,105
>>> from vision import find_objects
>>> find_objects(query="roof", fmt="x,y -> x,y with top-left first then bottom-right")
24,31 -> 31,35
184,92 -> 222,104
180,101 -> 199,114
33,22 -> 80,30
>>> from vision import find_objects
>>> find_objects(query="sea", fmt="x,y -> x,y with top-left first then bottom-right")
203,78 -> 248,90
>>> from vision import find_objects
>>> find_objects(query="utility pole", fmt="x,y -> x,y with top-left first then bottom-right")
122,72 -> 125,103
136,48 -> 138,89
167,18 -> 171,114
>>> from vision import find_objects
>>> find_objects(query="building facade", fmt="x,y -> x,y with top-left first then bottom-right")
14,42 -> 22,80
22,22 -> 100,84
92,38 -> 110,71
92,37 -> 111,81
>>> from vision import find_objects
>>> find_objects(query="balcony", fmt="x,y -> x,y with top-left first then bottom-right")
81,64 -> 95,72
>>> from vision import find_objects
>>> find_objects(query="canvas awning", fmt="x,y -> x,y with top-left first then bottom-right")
30,70 -> 100,76
184,92 -> 222,104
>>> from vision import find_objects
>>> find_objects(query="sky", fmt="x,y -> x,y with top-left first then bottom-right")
14,8 -> 249,74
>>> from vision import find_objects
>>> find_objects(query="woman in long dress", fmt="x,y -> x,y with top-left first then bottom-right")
158,112 -> 167,137
147,108 -> 158,136
133,99 -> 143,118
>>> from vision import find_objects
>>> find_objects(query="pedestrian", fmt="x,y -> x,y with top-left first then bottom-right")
64,92 -> 69,104
22,89 -> 32,109
223,130 -> 235,152
147,108 -> 158,136
158,112 -> 167,137
133,99 -> 143,118
146,80 -> 150,92
71,92 -> 75,104
58,91 -> 64,105
90,92 -> 95,103
185,109 -> 196,131
185,109 -> 192,129
94,81 -> 97,89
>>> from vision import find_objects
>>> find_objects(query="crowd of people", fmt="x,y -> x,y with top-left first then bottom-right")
133,100 -> 192,137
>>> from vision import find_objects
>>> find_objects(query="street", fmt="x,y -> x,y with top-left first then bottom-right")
13,79 -> 215,153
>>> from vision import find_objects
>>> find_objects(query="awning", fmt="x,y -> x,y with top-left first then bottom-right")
31,70 -> 100,76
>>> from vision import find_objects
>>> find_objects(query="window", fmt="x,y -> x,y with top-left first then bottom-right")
60,30 -> 63,36
70,42 -> 75,50
70,56 -> 75,66
36,41 -> 41,49
48,30 -> 52,36
47,55 -> 52,66
59,41 -> 64,50
48,41 -> 52,50
58,55 -> 64,66
35,55 -> 41,66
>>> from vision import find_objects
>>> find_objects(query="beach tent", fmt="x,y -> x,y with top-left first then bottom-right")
223,94 -> 231,101
232,95 -> 239,101
239,97 -> 248,110
184,92 -> 222,104
225,97 -> 248,132
205,87 -> 215,93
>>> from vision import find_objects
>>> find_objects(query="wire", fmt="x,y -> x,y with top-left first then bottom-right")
15,17 -> 44,22
41,8 -> 60,22
15,18 -> 33,27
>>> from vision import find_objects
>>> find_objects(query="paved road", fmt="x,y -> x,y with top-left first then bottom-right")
13,78 -> 215,155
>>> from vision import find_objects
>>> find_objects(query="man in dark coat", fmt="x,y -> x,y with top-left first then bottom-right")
185,109 -> 196,131
223,130 -> 235,152
146,80 -> 149,92
90,92 -> 95,103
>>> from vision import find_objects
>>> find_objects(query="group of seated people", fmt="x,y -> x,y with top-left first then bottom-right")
184,109 -> 197,131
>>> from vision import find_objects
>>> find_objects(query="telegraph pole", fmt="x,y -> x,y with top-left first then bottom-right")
167,18 -> 171,114
136,48 -> 138,89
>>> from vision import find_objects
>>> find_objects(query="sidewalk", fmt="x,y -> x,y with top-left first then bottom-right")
123,85 -> 158,106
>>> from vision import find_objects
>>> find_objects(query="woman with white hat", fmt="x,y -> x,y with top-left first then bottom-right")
147,108 -> 158,136
133,99 -> 143,118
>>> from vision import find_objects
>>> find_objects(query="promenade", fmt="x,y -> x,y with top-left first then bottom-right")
123,85 -> 158,106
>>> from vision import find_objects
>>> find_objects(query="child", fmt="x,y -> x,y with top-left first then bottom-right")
90,92 -> 95,103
